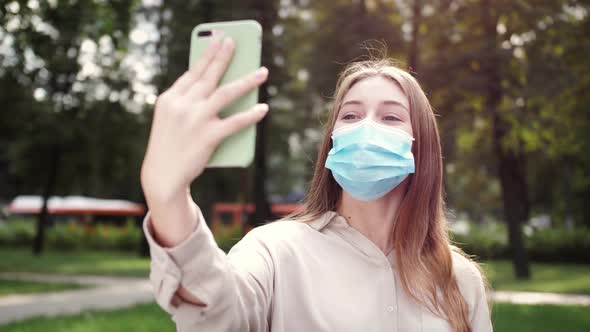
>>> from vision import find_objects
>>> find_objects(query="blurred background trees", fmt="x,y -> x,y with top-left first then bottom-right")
1,0 -> 588,277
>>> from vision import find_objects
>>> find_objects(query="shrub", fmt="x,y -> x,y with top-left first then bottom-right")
0,218 -> 36,247
0,217 -> 142,252
214,223 -> 245,253
0,217 -> 241,253
451,221 -> 590,263
526,227 -> 590,262
451,223 -> 510,260
2,216 -> 589,263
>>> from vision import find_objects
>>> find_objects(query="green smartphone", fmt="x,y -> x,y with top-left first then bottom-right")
189,20 -> 263,168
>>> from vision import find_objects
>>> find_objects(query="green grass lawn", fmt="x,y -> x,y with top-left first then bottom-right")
0,302 -> 588,331
491,303 -> 590,332
0,248 -> 150,277
0,302 -> 175,332
479,260 -> 590,294
0,248 -> 589,331
0,279 -> 88,297
1,247 -> 589,295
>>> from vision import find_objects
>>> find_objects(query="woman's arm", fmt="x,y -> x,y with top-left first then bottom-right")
140,31 -> 272,330
143,189 -> 205,306
142,202 -> 274,331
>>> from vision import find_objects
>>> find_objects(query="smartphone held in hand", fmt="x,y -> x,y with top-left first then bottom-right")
189,20 -> 263,168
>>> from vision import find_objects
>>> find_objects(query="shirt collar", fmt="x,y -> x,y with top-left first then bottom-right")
305,210 -> 397,268
305,210 -> 339,231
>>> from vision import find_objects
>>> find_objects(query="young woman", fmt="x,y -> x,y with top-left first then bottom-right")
140,33 -> 493,332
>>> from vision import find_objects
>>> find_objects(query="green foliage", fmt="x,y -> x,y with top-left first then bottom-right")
0,218 -> 36,246
451,223 -> 590,263
0,0 -> 144,201
526,227 -> 590,263
214,223 -> 245,253
452,222 -> 510,259
1,0 -> 589,275
0,218 -> 141,252
0,217 -> 241,253
2,215 -> 590,262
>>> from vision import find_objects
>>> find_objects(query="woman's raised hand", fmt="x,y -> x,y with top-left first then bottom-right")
140,33 -> 269,202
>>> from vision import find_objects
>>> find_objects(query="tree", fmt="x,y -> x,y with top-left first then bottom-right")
2,0 -> 136,254
480,0 -> 531,278
408,0 -> 422,74
419,0 -> 589,277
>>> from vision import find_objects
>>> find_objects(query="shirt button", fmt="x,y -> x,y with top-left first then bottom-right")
386,305 -> 395,312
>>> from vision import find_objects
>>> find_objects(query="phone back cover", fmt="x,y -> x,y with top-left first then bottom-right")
190,20 -> 262,168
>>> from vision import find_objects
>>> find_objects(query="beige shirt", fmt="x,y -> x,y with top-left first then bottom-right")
143,203 -> 493,332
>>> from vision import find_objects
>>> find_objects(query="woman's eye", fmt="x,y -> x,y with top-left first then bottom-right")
383,115 -> 400,121
342,114 -> 357,120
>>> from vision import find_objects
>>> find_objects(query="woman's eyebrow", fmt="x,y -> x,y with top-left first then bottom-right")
381,100 -> 408,110
341,99 -> 409,110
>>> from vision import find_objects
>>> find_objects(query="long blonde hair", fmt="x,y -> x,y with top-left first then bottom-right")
284,57 -> 492,331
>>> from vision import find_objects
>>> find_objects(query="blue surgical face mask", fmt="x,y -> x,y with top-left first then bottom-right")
324,118 -> 415,201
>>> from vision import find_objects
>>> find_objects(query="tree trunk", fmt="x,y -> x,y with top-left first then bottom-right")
137,193 -> 150,257
482,0 -> 530,279
492,120 -> 531,278
33,144 -> 61,255
409,0 -> 422,75
250,1 -> 278,228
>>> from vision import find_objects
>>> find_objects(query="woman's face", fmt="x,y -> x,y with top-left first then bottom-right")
334,76 -> 413,137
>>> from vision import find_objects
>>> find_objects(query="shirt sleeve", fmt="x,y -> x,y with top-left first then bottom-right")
142,202 -> 274,332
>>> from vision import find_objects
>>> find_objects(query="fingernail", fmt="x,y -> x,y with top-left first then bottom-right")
256,67 -> 268,80
210,36 -> 222,46
223,36 -> 234,48
211,31 -> 224,44
212,33 -> 222,41
258,104 -> 269,113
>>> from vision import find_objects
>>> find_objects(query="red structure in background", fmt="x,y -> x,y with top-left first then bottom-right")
211,203 -> 304,234
7,196 -> 304,236
6,196 -> 146,218
8,205 -> 146,216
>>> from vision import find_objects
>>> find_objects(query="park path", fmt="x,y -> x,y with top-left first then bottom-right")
0,272 -> 153,325
1,272 -> 590,325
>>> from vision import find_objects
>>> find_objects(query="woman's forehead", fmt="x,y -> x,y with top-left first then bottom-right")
343,76 -> 409,106
342,76 -> 409,110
